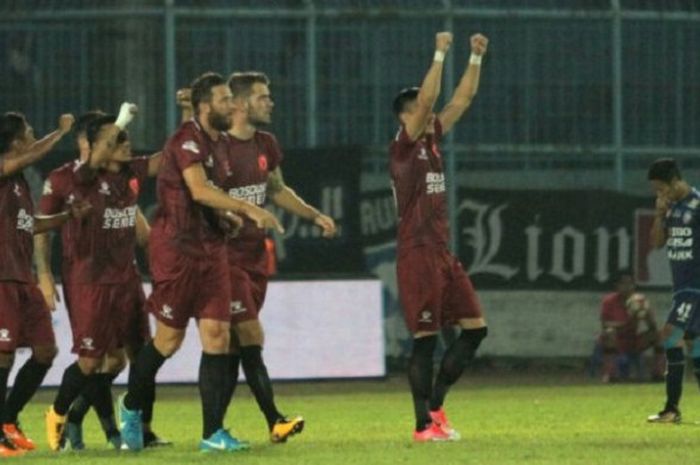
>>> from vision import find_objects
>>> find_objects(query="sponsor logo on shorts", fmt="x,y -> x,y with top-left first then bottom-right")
418,311 -> 432,324
80,338 -> 95,351
98,181 -> 111,196
0,329 -> 11,342
230,301 -> 247,315
161,304 -> 174,320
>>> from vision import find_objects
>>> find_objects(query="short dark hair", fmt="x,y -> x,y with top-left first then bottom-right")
86,114 -> 116,147
392,87 -> 419,117
76,110 -> 106,136
190,72 -> 227,113
648,158 -> 681,183
0,112 -> 28,154
228,71 -> 270,99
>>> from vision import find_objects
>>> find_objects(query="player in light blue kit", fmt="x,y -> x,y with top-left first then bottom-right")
647,158 -> 700,423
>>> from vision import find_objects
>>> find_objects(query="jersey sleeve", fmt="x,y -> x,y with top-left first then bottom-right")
38,170 -> 68,215
172,128 -> 208,173
265,133 -> 284,171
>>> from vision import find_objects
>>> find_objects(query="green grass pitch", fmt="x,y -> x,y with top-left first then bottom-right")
12,375 -> 700,464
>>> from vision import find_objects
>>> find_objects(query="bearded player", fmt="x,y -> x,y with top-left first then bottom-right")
390,32 -> 488,441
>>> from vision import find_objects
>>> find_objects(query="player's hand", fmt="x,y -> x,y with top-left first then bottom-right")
435,32 -> 453,53
470,33 -> 489,56
314,213 -> 337,238
37,273 -> 59,312
58,114 -> 75,135
655,194 -> 670,217
246,207 -> 285,234
177,88 -> 193,109
220,210 -> 244,238
69,200 -> 92,220
115,102 -> 138,130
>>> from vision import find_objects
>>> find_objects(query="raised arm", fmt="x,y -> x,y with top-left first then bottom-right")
0,114 -> 73,177
650,195 -> 669,249
182,162 -> 284,233
439,33 -> 488,134
177,88 -> 194,123
267,167 -> 336,237
404,32 -> 453,141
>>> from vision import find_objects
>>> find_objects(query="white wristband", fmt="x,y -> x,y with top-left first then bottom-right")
433,50 -> 445,63
115,102 -> 136,130
469,53 -> 483,66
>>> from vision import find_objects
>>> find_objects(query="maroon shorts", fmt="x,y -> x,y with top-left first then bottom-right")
65,283 -> 133,358
148,242 -> 231,330
397,246 -> 483,334
228,265 -> 268,325
119,277 -> 151,350
0,282 -> 55,351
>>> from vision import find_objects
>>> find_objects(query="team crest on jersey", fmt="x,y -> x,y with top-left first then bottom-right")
258,154 -> 268,171
98,181 -> 111,196
129,177 -> 140,195
182,140 -> 200,154
0,329 -> 11,342
417,147 -> 428,160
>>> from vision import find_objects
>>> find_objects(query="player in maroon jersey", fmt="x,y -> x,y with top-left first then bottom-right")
40,104 -> 155,451
177,72 -> 336,443
0,111 -> 92,456
35,110 -> 169,450
390,32 -> 489,442
224,72 -> 336,442
118,72 -> 283,452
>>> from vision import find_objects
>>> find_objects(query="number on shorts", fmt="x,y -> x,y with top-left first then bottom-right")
676,302 -> 693,323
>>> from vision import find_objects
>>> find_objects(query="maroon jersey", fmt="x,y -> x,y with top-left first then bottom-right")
218,131 -> 282,272
0,168 -> 36,283
149,120 -> 229,270
39,158 -> 148,285
389,117 -> 448,250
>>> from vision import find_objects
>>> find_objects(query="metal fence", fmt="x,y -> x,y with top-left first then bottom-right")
1,0 -> 699,190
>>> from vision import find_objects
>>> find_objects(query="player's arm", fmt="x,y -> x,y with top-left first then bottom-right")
438,33 -> 488,135
146,151 -> 163,177
182,163 -> 284,233
267,167 -> 337,238
135,207 -> 151,248
177,88 -> 194,123
0,114 -> 73,178
650,195 -> 669,249
34,232 -> 58,311
34,201 -> 92,234
87,103 -> 138,171
403,32 -> 453,141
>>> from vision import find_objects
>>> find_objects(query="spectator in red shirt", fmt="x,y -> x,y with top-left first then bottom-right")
600,272 -> 664,382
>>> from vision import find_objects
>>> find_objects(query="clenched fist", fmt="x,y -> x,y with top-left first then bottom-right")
435,32 -> 453,53
58,114 -> 75,135
470,33 -> 489,56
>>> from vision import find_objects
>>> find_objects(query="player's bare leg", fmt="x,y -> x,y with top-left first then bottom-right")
3,345 -> 55,451
234,320 -> 303,443
648,324 -> 683,423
